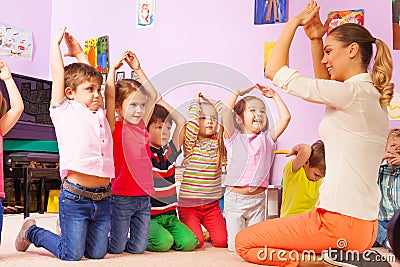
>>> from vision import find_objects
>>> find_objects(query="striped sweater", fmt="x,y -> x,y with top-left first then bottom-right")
150,141 -> 180,217
178,100 -> 223,207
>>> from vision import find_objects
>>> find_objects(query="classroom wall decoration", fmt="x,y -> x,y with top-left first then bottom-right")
254,0 -> 288,25
327,9 -> 364,33
84,35 -> 109,73
393,0 -> 400,50
137,0 -> 155,28
0,22 -> 33,61
388,93 -> 400,120
264,42 -> 276,78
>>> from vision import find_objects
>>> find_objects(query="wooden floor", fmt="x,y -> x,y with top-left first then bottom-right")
1,213 -> 399,267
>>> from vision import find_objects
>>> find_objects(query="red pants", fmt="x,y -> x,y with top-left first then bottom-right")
178,200 -> 227,248
235,208 -> 377,266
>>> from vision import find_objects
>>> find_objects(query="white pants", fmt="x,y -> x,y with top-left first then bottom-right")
224,190 -> 266,251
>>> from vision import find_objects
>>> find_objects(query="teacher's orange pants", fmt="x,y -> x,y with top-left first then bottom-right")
235,208 -> 377,267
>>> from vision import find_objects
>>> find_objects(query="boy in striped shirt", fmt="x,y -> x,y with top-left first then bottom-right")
146,100 -> 199,252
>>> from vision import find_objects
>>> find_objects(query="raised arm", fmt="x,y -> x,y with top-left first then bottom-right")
0,59 -> 23,135
303,9 -> 331,79
125,51 -> 158,125
288,143 -> 312,172
157,97 -> 186,149
50,27 -> 67,105
184,93 -> 202,156
105,51 -> 129,133
222,85 -> 256,139
258,85 -> 290,141
265,0 -> 320,80
63,32 -> 90,64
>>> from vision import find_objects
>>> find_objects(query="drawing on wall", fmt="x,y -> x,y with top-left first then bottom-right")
393,0 -> 400,50
84,36 -> 109,74
0,23 -> 33,61
327,9 -> 364,33
264,42 -> 276,78
137,0 -> 155,28
388,93 -> 400,120
254,0 -> 288,25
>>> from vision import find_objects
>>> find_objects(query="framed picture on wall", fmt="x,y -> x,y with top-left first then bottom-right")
116,72 -> 125,81
101,73 -> 107,85
131,71 -> 139,80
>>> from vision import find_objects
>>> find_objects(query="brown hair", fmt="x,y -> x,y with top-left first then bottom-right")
199,100 -> 227,169
115,79 -> 146,107
309,140 -> 325,172
147,104 -> 172,131
233,96 -> 269,132
64,63 -> 103,90
328,23 -> 394,107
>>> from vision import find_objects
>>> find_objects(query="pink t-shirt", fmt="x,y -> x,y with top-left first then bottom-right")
50,98 -> 114,179
224,129 -> 275,187
0,132 -> 4,198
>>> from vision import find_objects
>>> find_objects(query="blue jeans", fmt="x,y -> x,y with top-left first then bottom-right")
373,220 -> 389,248
27,181 -> 111,261
109,195 -> 151,254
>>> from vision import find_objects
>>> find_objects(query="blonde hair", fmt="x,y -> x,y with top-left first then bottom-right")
199,100 -> 227,169
329,23 -> 394,107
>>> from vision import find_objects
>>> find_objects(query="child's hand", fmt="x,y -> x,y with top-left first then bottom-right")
112,51 -> 130,71
125,51 -> 141,71
285,150 -> 297,157
257,84 -> 276,98
0,58 -> 12,81
63,31 -> 83,58
194,92 -> 202,102
236,85 -> 256,96
53,26 -> 66,45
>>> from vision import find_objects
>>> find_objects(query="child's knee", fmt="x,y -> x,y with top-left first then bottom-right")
148,234 -> 174,252
175,236 -> 199,251
212,237 -> 228,248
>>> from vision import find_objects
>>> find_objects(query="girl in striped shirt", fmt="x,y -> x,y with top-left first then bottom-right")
177,92 -> 227,248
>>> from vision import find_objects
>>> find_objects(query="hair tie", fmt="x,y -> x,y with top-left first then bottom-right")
372,37 -> 376,43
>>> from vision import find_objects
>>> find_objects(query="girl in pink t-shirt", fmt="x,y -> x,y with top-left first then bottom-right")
0,58 -> 23,244
222,84 -> 290,251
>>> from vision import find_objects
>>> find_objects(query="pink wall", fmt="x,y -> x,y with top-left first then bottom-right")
4,0 -> 398,183
0,0 -> 52,79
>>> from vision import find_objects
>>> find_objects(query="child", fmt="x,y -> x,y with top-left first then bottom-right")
280,140 -> 325,218
105,51 -> 158,254
0,58 -> 24,244
374,129 -> 400,251
222,84 -> 290,251
177,92 -> 228,249
15,27 -> 114,260
146,101 -> 199,252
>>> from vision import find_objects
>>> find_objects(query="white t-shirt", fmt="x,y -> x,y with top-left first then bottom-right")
273,66 -> 387,220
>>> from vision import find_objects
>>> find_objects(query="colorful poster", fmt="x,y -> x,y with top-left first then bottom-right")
0,23 -> 33,61
254,0 -> 288,25
264,42 -> 276,78
388,93 -> 400,120
84,36 -> 109,74
327,9 -> 364,33
393,0 -> 400,50
137,0 -> 155,28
